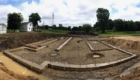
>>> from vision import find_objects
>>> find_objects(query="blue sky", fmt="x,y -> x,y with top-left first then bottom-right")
0,0 -> 39,6
0,0 -> 140,27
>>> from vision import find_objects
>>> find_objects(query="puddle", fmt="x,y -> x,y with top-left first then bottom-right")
0,52 -> 51,80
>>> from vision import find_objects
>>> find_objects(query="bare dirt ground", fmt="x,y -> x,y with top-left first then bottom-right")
112,36 -> 140,41
88,40 -> 112,50
16,37 -> 69,64
14,37 -> 130,65
12,36 -> 138,79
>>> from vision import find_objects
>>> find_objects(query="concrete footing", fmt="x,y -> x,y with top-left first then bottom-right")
25,46 -> 46,52
3,38 -> 137,72
84,37 -> 94,50
38,39 -> 58,47
84,38 -> 113,51
55,37 -> 72,51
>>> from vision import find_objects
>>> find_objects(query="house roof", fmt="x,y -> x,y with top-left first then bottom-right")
21,22 -> 32,25
0,23 -> 7,27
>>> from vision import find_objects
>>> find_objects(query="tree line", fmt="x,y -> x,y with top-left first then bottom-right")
42,24 -> 81,31
94,19 -> 140,32
94,8 -> 140,32
42,24 -> 71,30
42,24 -> 92,33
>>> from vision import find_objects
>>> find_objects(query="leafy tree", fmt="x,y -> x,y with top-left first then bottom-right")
52,24 -> 57,30
68,26 -> 71,30
82,24 -> 92,34
72,26 -> 78,31
128,20 -> 136,31
96,8 -> 110,33
29,13 -> 41,27
78,26 -> 82,31
7,12 -> 23,32
44,25 -> 49,29
108,19 -> 114,30
135,21 -> 140,30
58,24 -> 63,30
93,22 -> 100,31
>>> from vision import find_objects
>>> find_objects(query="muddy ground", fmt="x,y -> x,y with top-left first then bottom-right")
0,33 -> 140,80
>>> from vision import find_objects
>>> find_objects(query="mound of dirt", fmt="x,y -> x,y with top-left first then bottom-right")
0,32 -> 67,51
106,38 -> 140,50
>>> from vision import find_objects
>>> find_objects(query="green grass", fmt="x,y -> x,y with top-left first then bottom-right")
7,29 -> 21,33
7,29 -> 140,36
96,30 -> 140,36
41,30 -> 69,34
7,29 -> 15,33
7,29 -> 69,34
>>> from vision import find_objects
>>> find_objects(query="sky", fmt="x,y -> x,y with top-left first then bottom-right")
0,0 -> 140,27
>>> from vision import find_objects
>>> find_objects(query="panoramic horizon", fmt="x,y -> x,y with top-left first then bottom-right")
0,0 -> 140,27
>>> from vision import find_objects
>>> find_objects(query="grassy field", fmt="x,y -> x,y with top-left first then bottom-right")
7,29 -> 15,33
97,30 -> 140,36
42,30 -> 140,36
7,29 -> 140,36
41,30 -> 69,34
7,29 -> 69,34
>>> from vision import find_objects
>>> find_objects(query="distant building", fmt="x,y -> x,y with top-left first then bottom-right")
0,23 -> 7,34
20,22 -> 33,32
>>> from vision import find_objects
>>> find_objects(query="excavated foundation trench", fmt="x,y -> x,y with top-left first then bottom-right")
0,52 -> 50,80
1,35 -> 139,80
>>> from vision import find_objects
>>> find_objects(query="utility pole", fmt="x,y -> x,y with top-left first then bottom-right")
52,12 -> 54,26
52,12 -> 55,33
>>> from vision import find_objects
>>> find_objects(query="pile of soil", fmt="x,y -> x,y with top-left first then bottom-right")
106,38 -> 140,50
0,32 -> 67,51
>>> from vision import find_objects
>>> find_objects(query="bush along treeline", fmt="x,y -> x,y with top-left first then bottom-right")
41,24 -> 83,31
94,19 -> 140,31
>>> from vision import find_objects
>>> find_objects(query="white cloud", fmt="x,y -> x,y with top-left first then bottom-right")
0,0 -> 140,27
0,5 -> 20,23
